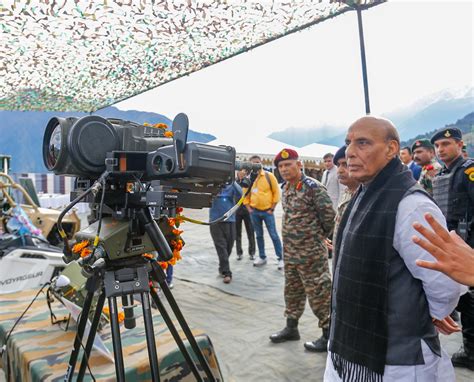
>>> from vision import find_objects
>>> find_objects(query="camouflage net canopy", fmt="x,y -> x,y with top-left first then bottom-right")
0,0 -> 384,112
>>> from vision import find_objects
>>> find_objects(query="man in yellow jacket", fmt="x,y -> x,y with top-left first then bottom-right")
244,155 -> 283,269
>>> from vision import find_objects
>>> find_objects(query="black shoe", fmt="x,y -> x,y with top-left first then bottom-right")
249,254 -> 255,260
237,254 -> 243,260
304,328 -> 329,352
452,346 -> 474,370
270,318 -> 300,343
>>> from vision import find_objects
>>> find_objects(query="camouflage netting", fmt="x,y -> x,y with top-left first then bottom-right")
0,0 -> 384,112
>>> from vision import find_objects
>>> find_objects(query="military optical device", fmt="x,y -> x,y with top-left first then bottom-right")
43,113 -> 235,188
43,113 -> 224,382
42,113 -> 235,265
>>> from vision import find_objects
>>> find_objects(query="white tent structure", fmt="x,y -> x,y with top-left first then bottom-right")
299,142 -> 340,159
209,136 -> 339,171
208,136 -> 299,163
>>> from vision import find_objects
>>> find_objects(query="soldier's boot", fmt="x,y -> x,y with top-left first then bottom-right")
452,344 -> 474,370
304,328 -> 329,352
453,303 -> 474,370
269,318 -> 300,343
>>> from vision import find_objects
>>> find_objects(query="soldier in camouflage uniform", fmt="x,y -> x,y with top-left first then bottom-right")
412,139 -> 442,195
269,148 -> 335,353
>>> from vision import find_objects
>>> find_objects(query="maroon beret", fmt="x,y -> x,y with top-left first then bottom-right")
274,148 -> 299,166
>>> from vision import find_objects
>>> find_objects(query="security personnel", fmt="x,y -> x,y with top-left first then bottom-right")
412,139 -> 442,195
269,148 -> 335,352
431,127 -> 474,370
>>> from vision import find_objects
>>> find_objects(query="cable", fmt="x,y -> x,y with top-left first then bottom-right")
81,176 -> 107,265
4,283 -> 49,344
75,311 -> 97,382
181,183 -> 252,226
58,171 -> 109,258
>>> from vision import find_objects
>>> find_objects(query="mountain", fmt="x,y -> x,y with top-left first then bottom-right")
384,87 -> 474,140
0,107 -> 215,173
401,112 -> 474,157
268,125 -> 347,147
268,88 -> 474,147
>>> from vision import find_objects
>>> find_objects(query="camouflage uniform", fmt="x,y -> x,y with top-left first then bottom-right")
418,159 -> 443,195
281,175 -> 335,329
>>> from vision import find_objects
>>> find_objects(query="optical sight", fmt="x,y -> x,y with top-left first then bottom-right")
43,113 -> 235,190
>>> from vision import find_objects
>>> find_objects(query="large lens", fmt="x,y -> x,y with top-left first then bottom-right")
47,124 -> 62,168
43,117 -> 77,175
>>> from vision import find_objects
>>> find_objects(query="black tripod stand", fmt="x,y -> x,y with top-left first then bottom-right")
63,208 -> 218,382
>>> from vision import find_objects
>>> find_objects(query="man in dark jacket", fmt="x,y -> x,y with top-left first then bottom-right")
325,116 -> 464,381
209,182 -> 242,284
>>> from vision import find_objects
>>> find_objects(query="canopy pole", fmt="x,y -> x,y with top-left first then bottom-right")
356,6 -> 371,115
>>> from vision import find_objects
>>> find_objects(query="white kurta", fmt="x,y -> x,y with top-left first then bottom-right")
322,166 -> 345,210
324,192 -> 467,382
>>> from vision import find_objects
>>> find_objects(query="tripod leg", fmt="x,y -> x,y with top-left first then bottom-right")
151,262 -> 216,382
64,275 -> 100,382
149,287 -> 203,382
77,290 -> 106,382
141,292 -> 161,382
108,296 -> 126,382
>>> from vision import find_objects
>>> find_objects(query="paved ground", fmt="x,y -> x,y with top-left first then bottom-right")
2,205 -> 473,381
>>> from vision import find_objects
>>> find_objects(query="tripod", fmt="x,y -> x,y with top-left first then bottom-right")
63,208 -> 218,382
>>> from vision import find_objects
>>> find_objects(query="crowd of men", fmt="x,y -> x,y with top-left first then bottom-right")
207,116 -> 472,381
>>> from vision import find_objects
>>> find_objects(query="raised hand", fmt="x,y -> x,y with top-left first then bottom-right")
412,213 -> 474,286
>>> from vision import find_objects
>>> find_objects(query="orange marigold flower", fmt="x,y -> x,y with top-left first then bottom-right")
80,248 -> 92,258
142,253 -> 154,260
175,215 -> 184,224
117,312 -> 125,323
172,240 -> 183,251
172,229 -> 183,236
72,240 -> 89,254
103,306 -> 110,316
168,218 -> 176,227
164,131 -> 174,138
168,257 -> 177,266
143,122 -> 151,127
159,261 -> 168,270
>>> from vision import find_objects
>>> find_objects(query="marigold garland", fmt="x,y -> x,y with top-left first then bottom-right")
157,210 -> 185,270
102,306 -> 125,323
72,240 -> 93,258
143,121 -> 172,137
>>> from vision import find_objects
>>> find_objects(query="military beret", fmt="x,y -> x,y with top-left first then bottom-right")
430,127 -> 463,144
274,148 -> 299,166
333,145 -> 347,165
411,139 -> 433,152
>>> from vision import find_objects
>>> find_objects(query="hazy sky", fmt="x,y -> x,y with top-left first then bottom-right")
116,0 -> 473,140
